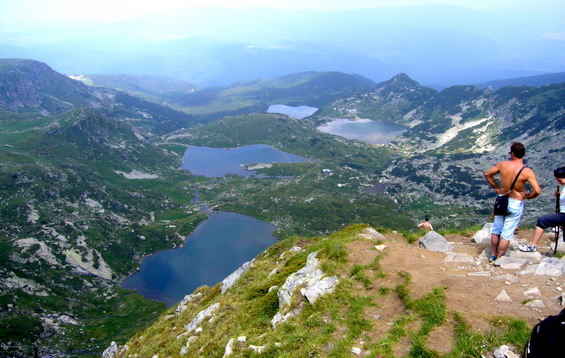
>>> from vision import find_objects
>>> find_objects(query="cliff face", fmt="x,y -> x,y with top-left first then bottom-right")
0,59 -> 98,114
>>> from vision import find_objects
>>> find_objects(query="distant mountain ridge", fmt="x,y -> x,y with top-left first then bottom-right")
79,70 -> 377,120
476,71 -> 565,89
0,59 -> 201,134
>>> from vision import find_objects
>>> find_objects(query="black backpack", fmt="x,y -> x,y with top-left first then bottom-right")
524,308 -> 565,357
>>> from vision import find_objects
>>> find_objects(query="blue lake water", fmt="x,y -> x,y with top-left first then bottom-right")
317,118 -> 407,144
121,212 -> 278,308
267,104 -> 318,119
180,144 -> 309,178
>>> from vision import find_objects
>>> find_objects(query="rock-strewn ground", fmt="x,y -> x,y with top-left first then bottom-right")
347,228 -> 565,355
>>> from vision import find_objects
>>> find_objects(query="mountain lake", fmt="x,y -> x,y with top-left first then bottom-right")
180,144 -> 310,178
121,212 -> 278,308
267,104 -> 318,119
121,117 -> 404,308
122,145 -> 309,306
317,118 -> 407,144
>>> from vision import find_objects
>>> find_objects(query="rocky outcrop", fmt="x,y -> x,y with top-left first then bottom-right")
271,251 -> 339,328
220,259 -> 254,293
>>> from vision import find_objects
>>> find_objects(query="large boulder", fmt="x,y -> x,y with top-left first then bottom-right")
419,231 -> 453,253
472,223 -> 492,245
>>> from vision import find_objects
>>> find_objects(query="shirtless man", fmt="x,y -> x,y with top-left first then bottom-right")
418,217 -> 433,231
484,142 -> 541,261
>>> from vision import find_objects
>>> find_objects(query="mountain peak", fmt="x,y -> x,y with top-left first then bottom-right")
379,72 -> 422,90
0,59 -> 95,115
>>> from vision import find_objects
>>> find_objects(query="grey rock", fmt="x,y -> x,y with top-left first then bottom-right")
185,302 -> 220,333
493,345 -> 520,358
221,259 -> 254,293
442,253 -> 475,263
175,292 -> 204,316
102,342 -> 118,358
495,290 -> 512,302
302,276 -> 340,304
360,227 -> 386,241
511,250 -> 543,263
493,256 -> 530,270
472,223 -> 492,245
223,338 -> 236,357
271,251 -> 338,328
535,257 -> 565,276
419,231 -> 453,253
518,265 -> 538,276
523,287 -> 542,298
525,299 -> 545,308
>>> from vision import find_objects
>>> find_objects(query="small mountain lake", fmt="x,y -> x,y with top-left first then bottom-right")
317,118 -> 407,144
267,104 -> 318,119
180,144 -> 309,178
121,212 -> 278,308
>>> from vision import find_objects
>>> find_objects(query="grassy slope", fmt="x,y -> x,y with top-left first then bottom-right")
114,225 -> 530,358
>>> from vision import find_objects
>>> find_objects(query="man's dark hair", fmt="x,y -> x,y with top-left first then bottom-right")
554,167 -> 565,178
510,142 -> 526,159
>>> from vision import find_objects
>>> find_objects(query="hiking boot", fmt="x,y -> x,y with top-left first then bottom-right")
489,255 -> 497,262
519,243 -> 537,252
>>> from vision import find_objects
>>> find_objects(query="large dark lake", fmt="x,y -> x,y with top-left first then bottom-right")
180,144 -> 309,178
121,212 -> 278,308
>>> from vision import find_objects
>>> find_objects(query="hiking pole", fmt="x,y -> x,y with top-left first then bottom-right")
554,185 -> 560,255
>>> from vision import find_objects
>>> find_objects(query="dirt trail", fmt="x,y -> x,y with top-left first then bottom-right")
345,229 -> 565,354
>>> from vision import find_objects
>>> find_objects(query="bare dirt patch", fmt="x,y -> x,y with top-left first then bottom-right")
344,228 -> 565,355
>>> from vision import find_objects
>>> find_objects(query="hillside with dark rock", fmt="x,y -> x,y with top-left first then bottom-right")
0,59 -> 98,114
316,74 -> 565,228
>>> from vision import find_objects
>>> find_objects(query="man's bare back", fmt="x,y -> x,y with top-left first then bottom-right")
484,159 -> 541,201
485,160 -> 539,200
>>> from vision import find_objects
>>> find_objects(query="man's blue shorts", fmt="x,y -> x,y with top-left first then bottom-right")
492,198 -> 523,241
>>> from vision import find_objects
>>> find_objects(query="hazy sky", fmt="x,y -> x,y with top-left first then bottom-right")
2,0 -> 563,85
2,0 -> 557,23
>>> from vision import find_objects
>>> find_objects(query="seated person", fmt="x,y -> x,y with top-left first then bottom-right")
520,167 -> 565,252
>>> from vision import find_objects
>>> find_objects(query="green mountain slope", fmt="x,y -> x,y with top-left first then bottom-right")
0,108 -> 206,356
108,225 -> 536,358
165,112 -> 413,237
0,59 -> 99,114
